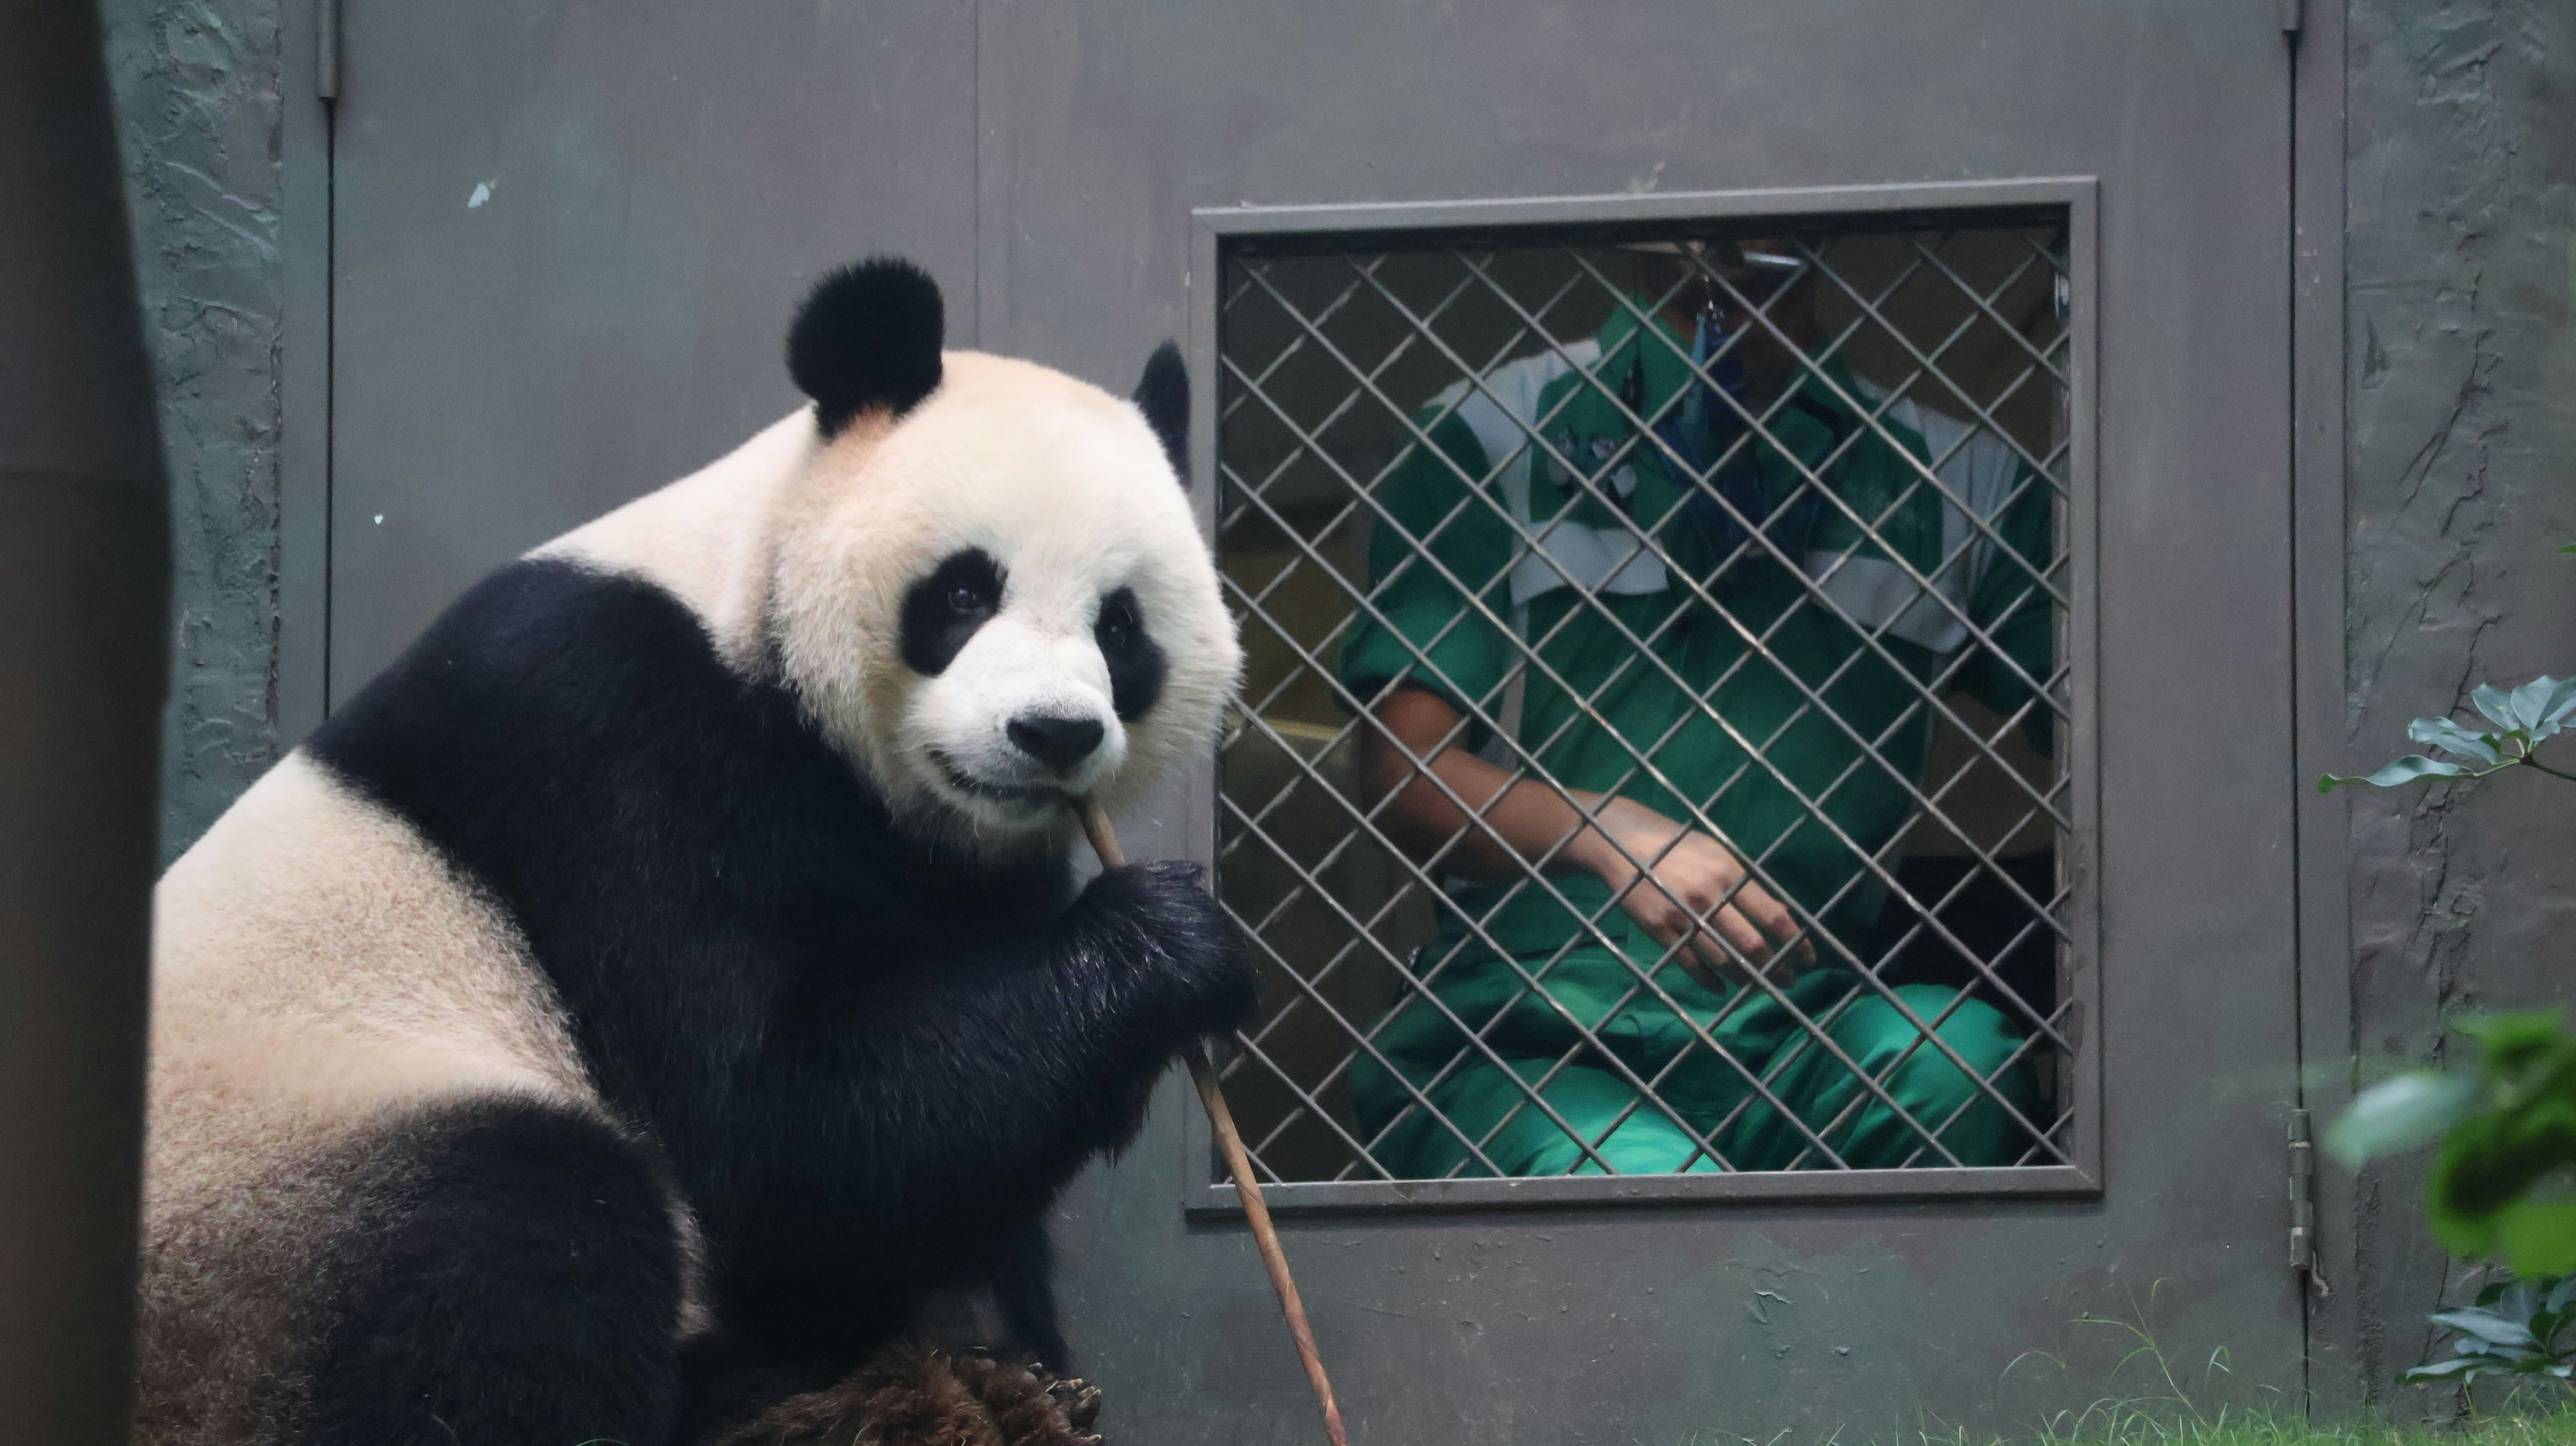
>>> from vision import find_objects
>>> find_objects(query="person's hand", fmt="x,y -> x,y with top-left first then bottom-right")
1570,795 -> 1815,991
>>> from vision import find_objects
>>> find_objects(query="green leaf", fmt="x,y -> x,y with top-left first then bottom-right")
2324,1071 -> 2480,1164
2453,1010 -> 2571,1059
2496,1277 -> 2546,1327
2530,678 -> 2576,742
2400,1355 -> 2494,1382
2429,1307 -> 2540,1349
2506,677 -> 2566,733
2410,717 -> 2504,765
2429,1117 -> 2576,1261
2501,1202 -> 2576,1278
2319,755 -> 2471,793
2474,684 -> 2522,730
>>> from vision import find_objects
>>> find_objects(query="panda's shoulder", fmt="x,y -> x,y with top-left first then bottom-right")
304,559 -> 993,936
423,556 -> 719,678
319,558 -> 741,752
306,557 -> 815,871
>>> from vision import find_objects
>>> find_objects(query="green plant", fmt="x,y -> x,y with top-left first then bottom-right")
2327,1013 -> 2576,1277
2317,543 -> 2576,799
2312,600 -> 2576,1379
2318,671 -> 2576,1280
2318,677 -> 2576,793
2403,1276 -> 2576,1390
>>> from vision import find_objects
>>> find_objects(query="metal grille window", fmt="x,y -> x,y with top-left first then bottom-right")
1198,191 -> 2093,1209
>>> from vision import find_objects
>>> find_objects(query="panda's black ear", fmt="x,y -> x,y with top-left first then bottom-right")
787,258 -> 945,437
1131,341 -> 1190,489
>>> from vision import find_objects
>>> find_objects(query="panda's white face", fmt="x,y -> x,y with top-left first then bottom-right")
894,540 -> 1146,831
769,352 -> 1239,854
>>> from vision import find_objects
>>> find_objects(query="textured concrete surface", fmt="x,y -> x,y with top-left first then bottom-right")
101,0 -> 285,865
2340,0 -> 2576,1403
89,0 -> 2576,1397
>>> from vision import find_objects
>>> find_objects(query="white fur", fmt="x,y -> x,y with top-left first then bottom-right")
535,406 -> 821,672
556,349 -> 1241,854
136,755 -> 664,1446
138,346 -> 1236,1443
917,614 -> 1128,799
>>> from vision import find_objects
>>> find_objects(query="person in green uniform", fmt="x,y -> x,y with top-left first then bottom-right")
1338,239 -> 2054,1179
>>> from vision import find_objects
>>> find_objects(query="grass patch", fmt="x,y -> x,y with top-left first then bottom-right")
1688,1397 -> 2576,1446
1687,1310 -> 2576,1446
1924,1400 -> 2576,1446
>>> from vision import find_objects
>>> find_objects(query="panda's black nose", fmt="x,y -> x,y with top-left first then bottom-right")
1006,713 -> 1105,773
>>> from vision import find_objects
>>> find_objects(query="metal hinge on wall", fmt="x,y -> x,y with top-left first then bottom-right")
2289,1109 -> 2330,1294
2278,0 -> 2304,39
316,0 -> 341,101
2288,1109 -> 2315,1267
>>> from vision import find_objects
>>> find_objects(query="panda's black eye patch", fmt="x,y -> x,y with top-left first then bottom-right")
1094,587 -> 1165,722
901,548 -> 1005,676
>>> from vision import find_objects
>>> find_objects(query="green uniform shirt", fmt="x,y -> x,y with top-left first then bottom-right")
1335,306 -> 2053,1175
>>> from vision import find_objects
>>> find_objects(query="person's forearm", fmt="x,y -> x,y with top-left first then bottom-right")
1370,738 -> 1614,883
1359,688 -> 1806,977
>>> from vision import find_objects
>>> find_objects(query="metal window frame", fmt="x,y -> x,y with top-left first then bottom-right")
1183,177 -> 2102,1217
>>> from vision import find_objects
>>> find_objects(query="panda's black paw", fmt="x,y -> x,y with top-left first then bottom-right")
1082,860 -> 1255,1037
709,1346 -> 1105,1446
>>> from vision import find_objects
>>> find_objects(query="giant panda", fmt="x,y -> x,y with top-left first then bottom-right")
135,258 -> 1252,1446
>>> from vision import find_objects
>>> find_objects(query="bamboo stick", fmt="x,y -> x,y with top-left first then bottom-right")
1075,799 -> 1347,1446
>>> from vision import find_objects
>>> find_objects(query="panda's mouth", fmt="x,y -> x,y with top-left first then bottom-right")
927,750 -> 1066,809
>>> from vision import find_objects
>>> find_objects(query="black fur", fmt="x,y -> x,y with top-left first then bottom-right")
899,547 -> 1005,677
992,1218 -> 1074,1371
1131,341 -> 1190,486
1006,713 -> 1103,773
285,1099 -> 685,1446
304,559 -> 1252,1409
1094,587 -> 1166,723
787,258 -> 946,436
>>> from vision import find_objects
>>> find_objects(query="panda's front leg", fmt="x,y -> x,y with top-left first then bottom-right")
992,1214 -> 1075,1370
689,860 -> 1247,1440
920,857 -> 1251,1376
754,857 -> 1252,1193
727,857 -> 1249,1310
869,856 -> 1255,1172
1041,857 -> 1258,1107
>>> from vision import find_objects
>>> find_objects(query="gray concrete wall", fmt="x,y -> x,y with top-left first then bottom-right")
92,0 -> 2576,1409
102,0 -> 285,865
2339,0 -> 2576,1404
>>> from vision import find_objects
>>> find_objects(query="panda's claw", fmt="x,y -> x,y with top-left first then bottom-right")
1048,1376 -> 1103,1431
953,1351 -> 1106,1446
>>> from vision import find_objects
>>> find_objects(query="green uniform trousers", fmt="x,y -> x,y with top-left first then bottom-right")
1349,942 -> 2037,1177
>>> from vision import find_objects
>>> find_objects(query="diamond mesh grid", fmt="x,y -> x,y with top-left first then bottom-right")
1211,213 -> 2075,1186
